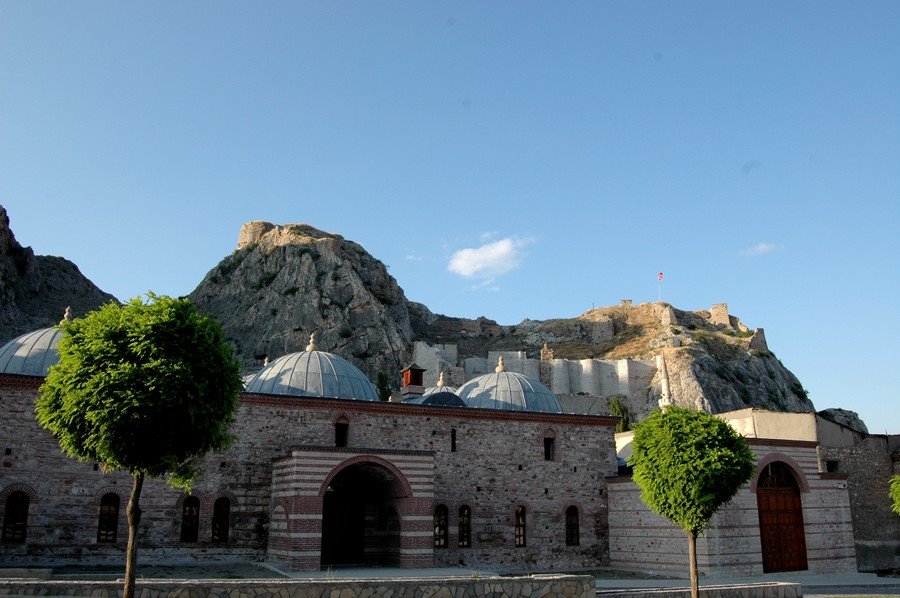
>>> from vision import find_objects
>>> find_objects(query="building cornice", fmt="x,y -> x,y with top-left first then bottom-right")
0,373 -> 44,389
241,393 -> 619,427
746,437 -> 818,449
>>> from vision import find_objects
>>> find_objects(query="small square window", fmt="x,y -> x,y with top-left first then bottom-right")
825,460 -> 839,473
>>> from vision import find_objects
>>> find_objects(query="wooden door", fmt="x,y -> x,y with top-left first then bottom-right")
756,462 -> 808,572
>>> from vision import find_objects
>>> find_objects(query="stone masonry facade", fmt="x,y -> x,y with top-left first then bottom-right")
816,422 -> 900,571
0,373 -> 618,572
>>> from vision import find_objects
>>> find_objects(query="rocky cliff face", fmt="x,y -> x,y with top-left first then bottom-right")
0,205 -> 116,344
189,220 -> 814,419
412,301 -> 815,419
189,221 -> 414,383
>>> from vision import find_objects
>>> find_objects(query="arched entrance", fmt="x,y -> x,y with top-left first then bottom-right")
756,461 -> 808,572
320,461 -> 404,568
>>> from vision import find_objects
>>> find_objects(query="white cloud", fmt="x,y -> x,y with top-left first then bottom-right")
404,253 -> 425,262
447,237 -> 532,284
740,242 -> 779,257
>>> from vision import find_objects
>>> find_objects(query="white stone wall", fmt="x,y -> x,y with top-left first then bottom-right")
413,342 -> 658,408
412,341 -> 463,387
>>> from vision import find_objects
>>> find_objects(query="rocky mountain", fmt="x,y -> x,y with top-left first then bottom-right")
0,205 -> 116,344
188,221 -> 415,384
0,207 -> 820,423
190,219 -> 815,422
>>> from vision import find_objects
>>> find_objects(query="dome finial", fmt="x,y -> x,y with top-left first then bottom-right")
306,332 -> 318,352
60,306 -> 73,324
437,371 -> 445,387
495,356 -> 506,373
263,355 -> 269,366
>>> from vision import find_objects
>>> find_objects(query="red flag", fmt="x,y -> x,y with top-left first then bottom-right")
658,272 -> 664,281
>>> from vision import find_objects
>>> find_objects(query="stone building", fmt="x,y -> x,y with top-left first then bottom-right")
613,409 -> 898,575
1,323 -> 895,575
0,327 -> 617,571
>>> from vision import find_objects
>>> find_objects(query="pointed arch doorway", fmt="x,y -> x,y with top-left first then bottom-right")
320,460 -> 404,568
756,461 -> 808,572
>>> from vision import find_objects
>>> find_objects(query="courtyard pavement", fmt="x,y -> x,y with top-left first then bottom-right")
3,563 -> 899,596
590,569 -> 900,596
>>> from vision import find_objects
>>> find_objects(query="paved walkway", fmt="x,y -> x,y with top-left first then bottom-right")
592,570 -> 900,596
5,564 -> 899,596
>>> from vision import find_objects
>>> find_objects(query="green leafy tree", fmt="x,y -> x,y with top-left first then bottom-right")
629,406 -> 755,598
376,371 -> 392,401
891,474 -> 900,516
609,395 -> 631,432
36,295 -> 242,598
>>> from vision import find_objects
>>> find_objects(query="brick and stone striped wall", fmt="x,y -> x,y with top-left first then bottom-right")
607,439 -> 857,577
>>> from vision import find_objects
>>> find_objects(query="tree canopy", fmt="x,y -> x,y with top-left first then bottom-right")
630,406 -> 756,534
629,406 -> 755,598
36,295 -> 243,597
37,294 -> 242,486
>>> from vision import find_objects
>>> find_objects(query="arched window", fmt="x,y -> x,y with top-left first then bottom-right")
180,496 -> 200,543
2,491 -> 29,544
433,504 -> 448,548
514,505 -> 526,547
565,506 -> 580,546
758,461 -> 801,489
211,497 -> 230,543
335,416 -> 349,448
458,505 -> 471,548
97,493 -> 120,543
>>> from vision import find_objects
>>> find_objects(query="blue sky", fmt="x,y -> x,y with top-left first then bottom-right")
2,2 -> 898,432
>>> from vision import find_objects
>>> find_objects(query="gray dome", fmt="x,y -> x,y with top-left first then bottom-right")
422,371 -> 456,396
457,368 -> 561,413
0,327 -> 63,377
423,384 -> 458,396
244,350 -> 379,401
404,391 -> 466,407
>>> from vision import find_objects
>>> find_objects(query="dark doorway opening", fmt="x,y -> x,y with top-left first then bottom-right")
757,461 -> 808,573
321,462 -> 403,568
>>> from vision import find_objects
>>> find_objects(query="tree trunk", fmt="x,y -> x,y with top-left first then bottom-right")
123,472 -> 144,598
687,528 -> 699,598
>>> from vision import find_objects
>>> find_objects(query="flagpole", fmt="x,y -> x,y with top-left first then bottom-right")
657,272 -> 664,303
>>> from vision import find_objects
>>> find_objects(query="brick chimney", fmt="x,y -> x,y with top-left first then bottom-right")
400,363 -> 426,400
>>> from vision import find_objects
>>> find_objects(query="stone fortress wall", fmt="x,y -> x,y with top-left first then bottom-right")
411,302 -> 770,418
413,344 -> 657,405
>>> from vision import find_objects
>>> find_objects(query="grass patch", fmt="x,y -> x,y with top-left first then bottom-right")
215,250 -> 249,279
253,271 -> 278,290
693,330 -> 743,360
791,382 -> 809,401
296,246 -> 320,260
